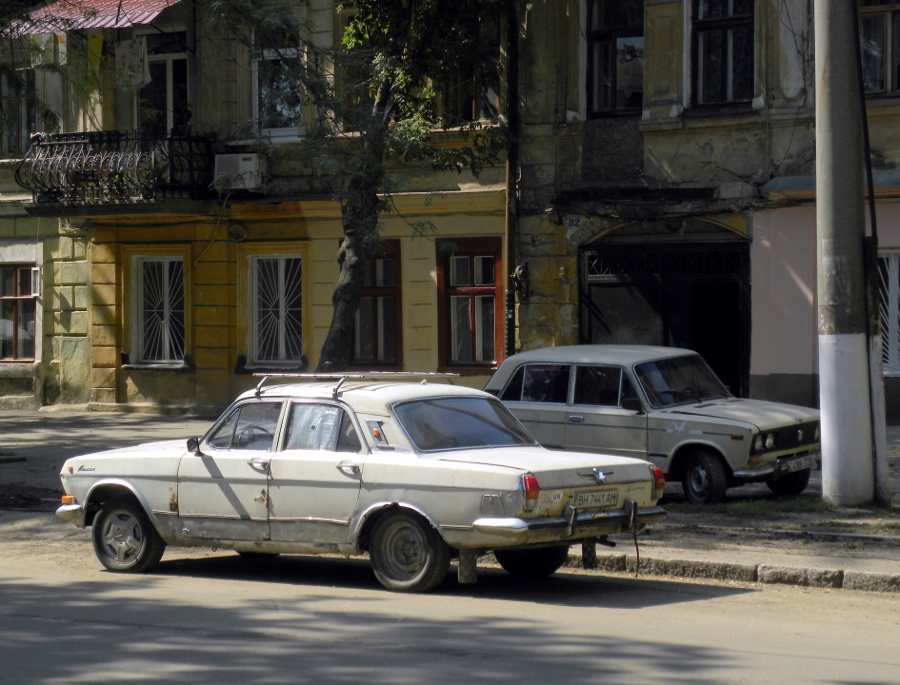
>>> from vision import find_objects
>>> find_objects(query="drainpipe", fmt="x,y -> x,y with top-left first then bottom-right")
504,0 -> 520,359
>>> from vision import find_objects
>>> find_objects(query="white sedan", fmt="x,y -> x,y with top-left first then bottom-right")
485,346 -> 821,504
57,377 -> 666,592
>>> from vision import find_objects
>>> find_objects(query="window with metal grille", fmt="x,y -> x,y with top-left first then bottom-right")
249,255 -> 303,365
135,256 -> 185,363
879,251 -> 900,374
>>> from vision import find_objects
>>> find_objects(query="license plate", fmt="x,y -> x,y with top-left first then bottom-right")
573,489 -> 618,508
784,455 -> 813,473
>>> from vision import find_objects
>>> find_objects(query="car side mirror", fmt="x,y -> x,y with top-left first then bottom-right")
187,437 -> 203,455
621,397 -> 643,413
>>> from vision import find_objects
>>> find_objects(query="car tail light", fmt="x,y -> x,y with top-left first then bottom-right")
651,466 -> 665,501
522,474 -> 540,511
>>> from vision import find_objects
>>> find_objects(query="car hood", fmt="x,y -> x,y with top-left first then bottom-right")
658,398 -> 819,430
68,439 -> 189,462
435,445 -> 654,486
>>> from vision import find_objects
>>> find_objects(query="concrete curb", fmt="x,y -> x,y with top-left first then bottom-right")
565,554 -> 900,593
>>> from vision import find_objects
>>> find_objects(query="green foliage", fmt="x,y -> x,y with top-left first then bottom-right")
206,0 -> 506,198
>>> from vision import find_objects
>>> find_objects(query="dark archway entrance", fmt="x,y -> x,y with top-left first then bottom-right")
578,241 -> 750,396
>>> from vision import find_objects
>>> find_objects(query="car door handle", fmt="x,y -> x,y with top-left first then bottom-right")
337,462 -> 360,476
568,415 -> 585,423
248,458 -> 270,470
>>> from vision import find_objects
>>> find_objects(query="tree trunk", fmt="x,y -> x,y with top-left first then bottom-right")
315,175 -> 382,372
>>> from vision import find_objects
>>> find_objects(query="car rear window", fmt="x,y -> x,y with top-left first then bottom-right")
394,396 -> 536,451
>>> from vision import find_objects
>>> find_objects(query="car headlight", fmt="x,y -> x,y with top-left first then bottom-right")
753,433 -> 776,452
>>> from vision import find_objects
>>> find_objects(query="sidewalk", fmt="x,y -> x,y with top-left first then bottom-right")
1,408 -> 898,593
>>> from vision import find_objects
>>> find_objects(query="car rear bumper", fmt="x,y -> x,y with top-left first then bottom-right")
471,503 -> 667,542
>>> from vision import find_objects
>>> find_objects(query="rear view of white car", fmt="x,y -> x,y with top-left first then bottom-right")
485,346 -> 821,505
57,377 -> 666,592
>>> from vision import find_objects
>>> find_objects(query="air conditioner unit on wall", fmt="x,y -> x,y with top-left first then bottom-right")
213,153 -> 267,192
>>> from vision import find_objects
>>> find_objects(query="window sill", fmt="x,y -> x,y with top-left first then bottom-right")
234,354 -> 309,375
437,365 -> 499,377
682,103 -> 756,119
121,363 -> 195,373
0,361 -> 36,377
587,110 -> 642,119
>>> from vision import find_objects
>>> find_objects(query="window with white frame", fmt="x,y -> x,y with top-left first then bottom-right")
136,31 -> 189,137
860,1 -> 900,95
253,25 -> 304,137
586,0 -> 644,115
436,238 -> 503,368
0,264 -> 38,361
248,254 -> 303,365
879,251 -> 900,374
134,256 -> 185,363
692,0 -> 754,106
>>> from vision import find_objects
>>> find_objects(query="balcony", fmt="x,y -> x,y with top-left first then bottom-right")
15,130 -> 216,206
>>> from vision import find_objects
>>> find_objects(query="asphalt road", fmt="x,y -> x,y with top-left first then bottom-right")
1,531 -> 898,685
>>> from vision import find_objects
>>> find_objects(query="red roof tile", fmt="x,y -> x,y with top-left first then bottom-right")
30,0 -> 178,30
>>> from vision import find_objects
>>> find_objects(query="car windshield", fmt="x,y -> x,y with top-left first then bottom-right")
634,355 -> 731,407
394,396 -> 537,452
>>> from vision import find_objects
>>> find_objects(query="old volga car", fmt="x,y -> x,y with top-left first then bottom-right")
484,346 -> 821,505
57,377 -> 667,593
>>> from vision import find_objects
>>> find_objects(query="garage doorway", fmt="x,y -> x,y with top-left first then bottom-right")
578,242 -> 750,396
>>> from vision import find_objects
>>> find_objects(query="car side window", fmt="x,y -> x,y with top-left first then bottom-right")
285,403 -> 361,453
207,402 -> 282,451
500,364 -> 571,403
574,365 -> 623,406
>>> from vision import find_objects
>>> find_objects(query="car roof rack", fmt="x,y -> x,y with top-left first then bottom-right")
253,371 -> 459,399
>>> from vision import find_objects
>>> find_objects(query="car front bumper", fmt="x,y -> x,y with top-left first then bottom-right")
732,451 -> 821,480
56,503 -> 86,527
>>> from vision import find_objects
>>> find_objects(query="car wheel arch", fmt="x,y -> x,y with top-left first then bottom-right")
354,502 -> 445,553
84,481 -> 152,527
669,443 -> 733,481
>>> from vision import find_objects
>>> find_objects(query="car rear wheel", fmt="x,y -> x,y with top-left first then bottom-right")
370,512 -> 450,593
92,497 -> 166,573
766,468 -> 811,497
682,451 -> 728,505
494,546 -> 571,578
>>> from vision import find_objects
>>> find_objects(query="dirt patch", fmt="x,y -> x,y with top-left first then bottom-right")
0,484 -> 60,512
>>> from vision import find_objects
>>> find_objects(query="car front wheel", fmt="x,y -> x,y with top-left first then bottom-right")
681,450 -> 728,505
494,546 -> 571,578
92,497 -> 166,573
766,468 -> 811,497
370,512 -> 450,593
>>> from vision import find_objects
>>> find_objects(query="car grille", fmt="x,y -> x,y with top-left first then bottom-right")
772,421 -> 819,450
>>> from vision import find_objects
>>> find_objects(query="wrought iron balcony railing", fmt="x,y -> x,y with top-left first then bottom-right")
15,130 -> 216,205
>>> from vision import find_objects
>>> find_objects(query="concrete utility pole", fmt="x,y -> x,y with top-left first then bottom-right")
814,0 -> 875,504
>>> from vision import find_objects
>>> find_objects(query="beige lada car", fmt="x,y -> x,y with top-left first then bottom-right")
57,376 -> 666,593
485,346 -> 821,505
